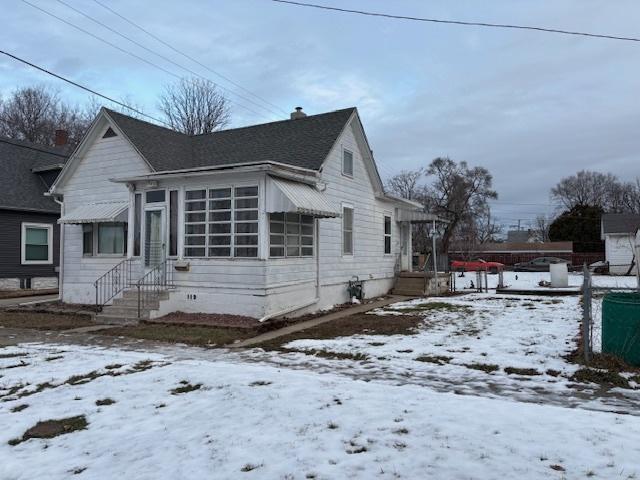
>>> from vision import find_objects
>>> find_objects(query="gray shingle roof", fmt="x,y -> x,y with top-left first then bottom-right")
0,136 -> 69,213
601,213 -> 640,234
104,107 -> 356,173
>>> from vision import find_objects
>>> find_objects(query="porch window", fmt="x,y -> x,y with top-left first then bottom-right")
97,223 -> 126,255
384,215 -> 391,254
133,193 -> 142,257
343,206 -> 353,255
184,185 -> 258,258
21,223 -> 53,265
169,190 -> 178,257
269,213 -> 314,257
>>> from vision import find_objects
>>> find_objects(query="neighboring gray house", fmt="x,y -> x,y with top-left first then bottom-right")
0,135 -> 68,290
601,213 -> 640,275
49,107 -> 434,321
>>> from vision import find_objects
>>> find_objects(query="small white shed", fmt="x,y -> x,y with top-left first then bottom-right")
601,214 -> 640,275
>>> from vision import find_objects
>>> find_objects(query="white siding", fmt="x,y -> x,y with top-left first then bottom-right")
605,233 -> 636,275
61,128 -> 151,303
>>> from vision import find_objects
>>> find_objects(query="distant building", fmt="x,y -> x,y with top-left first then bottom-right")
506,229 -> 535,243
601,213 -> 640,275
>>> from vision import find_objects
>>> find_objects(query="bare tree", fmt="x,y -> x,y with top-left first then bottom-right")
385,169 -> 424,200
0,85 -> 89,146
158,77 -> 230,135
551,170 -> 622,211
424,157 -> 498,252
532,214 -> 552,242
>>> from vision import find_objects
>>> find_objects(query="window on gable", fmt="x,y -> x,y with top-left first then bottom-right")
102,127 -> 117,138
384,215 -> 391,254
342,149 -> 353,177
21,223 -> 53,265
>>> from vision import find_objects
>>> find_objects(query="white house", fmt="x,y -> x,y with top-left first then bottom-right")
48,107 -> 436,322
601,213 -> 640,275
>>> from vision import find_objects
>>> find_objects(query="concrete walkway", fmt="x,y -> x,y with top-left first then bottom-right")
231,295 -> 410,348
0,294 -> 59,307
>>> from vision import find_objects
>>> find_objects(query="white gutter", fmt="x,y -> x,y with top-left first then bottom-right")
53,196 -> 64,301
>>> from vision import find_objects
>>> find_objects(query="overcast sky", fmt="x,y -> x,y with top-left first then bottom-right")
2,0 -> 639,229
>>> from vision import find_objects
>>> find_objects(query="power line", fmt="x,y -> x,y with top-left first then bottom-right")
53,0 -> 284,119
91,0 -> 289,117
0,49 -> 168,126
272,0 -> 640,43
19,0 -> 270,120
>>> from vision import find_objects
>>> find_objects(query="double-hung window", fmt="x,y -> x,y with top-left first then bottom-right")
384,215 -> 392,254
269,213 -> 314,257
21,223 -> 53,265
184,185 -> 258,258
342,149 -> 353,177
82,223 -> 126,256
342,206 -> 354,255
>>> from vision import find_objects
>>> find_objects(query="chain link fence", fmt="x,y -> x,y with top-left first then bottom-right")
581,266 -> 639,361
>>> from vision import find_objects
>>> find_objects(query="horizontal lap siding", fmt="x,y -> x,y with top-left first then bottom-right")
60,132 -> 151,303
0,209 -> 60,279
264,120 -> 398,291
606,234 -> 635,274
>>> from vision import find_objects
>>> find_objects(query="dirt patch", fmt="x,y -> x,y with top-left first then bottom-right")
170,381 -> 202,395
464,362 -> 499,373
256,313 -> 424,351
415,355 -> 452,365
145,311 -> 259,329
504,367 -> 541,376
97,323 -> 258,347
95,398 -> 116,406
281,348 -> 369,362
570,368 -> 631,389
0,312 -> 94,331
9,415 -> 88,445
382,302 -> 472,314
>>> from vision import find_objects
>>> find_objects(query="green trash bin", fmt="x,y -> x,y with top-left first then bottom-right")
602,292 -> 640,366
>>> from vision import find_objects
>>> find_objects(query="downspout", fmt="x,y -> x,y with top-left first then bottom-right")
258,217 -> 321,323
53,196 -> 64,301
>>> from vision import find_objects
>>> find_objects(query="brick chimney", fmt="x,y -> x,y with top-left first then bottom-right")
290,107 -> 307,120
54,129 -> 69,147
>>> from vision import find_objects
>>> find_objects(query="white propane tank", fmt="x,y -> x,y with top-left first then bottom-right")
550,263 -> 569,288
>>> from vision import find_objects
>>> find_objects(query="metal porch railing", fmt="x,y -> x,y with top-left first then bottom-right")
136,258 -> 176,318
94,258 -> 136,312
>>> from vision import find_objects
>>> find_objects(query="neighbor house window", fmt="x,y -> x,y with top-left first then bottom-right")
97,223 -> 126,255
21,223 -> 53,265
343,206 -> 353,255
269,213 -> 314,257
82,224 -> 93,256
384,215 -> 391,254
133,193 -> 142,256
169,190 -> 178,257
342,149 -> 353,177
184,185 -> 258,258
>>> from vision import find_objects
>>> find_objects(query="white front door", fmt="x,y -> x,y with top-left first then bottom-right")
144,207 -> 166,269
400,223 -> 411,271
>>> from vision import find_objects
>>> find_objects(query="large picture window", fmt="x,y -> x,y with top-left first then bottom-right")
269,213 -> 314,257
21,223 -> 53,265
97,223 -> 126,255
184,185 -> 258,258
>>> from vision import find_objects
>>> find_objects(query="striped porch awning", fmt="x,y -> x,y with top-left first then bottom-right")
266,176 -> 340,218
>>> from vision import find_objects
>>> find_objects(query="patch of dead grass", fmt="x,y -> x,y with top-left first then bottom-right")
170,381 -> 202,395
464,362 -> 499,373
9,415 -> 88,445
415,355 -> 452,365
571,368 -> 631,389
0,312 -> 93,331
504,367 -> 541,376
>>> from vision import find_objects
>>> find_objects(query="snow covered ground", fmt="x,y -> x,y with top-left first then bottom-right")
2,343 -> 640,480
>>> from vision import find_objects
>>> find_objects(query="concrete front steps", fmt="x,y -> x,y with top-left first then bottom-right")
95,290 -> 169,325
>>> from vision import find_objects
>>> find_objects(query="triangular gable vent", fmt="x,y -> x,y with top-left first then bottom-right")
102,127 -> 117,138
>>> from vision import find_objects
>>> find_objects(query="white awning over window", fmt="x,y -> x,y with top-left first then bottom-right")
266,177 -> 340,218
58,201 -> 128,224
396,209 -> 439,223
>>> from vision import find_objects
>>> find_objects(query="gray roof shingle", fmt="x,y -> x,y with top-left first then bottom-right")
105,107 -> 356,173
601,213 -> 640,235
0,136 -> 68,213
